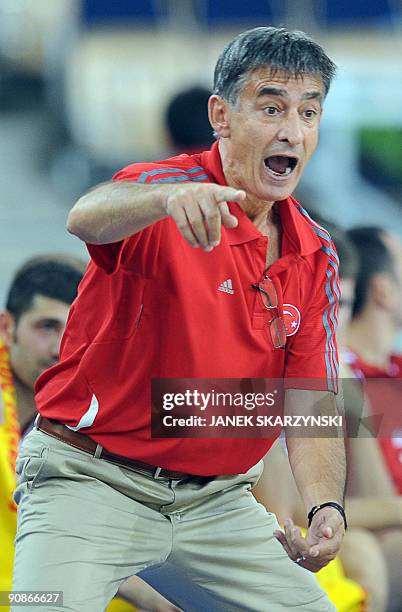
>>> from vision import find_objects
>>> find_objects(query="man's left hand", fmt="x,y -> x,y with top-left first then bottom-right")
273,507 -> 345,572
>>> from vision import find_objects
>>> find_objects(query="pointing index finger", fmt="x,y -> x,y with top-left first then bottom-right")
212,186 -> 246,204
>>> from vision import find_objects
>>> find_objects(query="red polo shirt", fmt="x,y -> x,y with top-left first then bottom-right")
35,143 -> 339,475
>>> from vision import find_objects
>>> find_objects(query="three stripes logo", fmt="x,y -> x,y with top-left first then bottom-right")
218,279 -> 234,295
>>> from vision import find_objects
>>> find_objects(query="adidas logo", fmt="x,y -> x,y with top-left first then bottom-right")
218,279 -> 234,294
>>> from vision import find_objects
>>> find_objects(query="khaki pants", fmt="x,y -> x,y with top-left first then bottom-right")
12,428 -> 335,611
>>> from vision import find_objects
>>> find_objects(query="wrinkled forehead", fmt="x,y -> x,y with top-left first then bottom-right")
239,65 -> 325,93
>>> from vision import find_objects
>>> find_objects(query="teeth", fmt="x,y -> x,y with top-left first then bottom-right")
269,166 -> 292,177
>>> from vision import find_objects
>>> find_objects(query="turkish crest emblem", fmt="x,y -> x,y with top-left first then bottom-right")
282,304 -> 301,336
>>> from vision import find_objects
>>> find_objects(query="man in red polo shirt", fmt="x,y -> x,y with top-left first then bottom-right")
13,27 -> 345,611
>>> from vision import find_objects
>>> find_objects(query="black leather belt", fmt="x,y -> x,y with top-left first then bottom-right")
36,416 -> 195,480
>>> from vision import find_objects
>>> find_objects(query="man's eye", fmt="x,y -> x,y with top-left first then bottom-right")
39,322 -> 58,332
303,109 -> 317,119
264,106 -> 279,115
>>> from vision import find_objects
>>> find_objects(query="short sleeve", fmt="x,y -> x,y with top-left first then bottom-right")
285,244 -> 340,393
86,163 -> 166,274
86,157 -> 203,274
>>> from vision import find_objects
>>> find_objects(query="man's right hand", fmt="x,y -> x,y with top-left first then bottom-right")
164,184 -> 246,252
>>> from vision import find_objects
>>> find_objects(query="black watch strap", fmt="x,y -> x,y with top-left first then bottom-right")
307,502 -> 347,530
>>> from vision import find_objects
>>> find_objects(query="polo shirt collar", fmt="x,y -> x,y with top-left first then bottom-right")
199,142 -> 322,256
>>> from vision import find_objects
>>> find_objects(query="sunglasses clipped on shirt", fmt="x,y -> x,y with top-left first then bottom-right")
251,276 -> 286,349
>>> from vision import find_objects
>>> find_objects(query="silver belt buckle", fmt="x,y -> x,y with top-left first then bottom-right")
152,466 -> 164,479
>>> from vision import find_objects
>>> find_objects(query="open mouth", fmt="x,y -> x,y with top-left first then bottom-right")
264,155 -> 298,177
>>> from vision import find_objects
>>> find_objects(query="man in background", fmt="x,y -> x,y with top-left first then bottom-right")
346,227 -> 402,383
0,255 -> 85,593
346,227 -> 402,612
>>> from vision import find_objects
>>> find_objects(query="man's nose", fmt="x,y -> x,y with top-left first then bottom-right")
276,111 -> 304,147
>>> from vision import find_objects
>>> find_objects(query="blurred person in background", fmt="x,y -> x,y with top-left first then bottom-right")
0,255 -> 85,594
346,227 -> 402,386
345,227 -> 402,612
13,27 -> 346,611
165,85 -> 214,154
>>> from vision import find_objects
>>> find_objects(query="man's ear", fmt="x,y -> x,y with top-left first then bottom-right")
208,95 -> 231,139
0,311 -> 15,348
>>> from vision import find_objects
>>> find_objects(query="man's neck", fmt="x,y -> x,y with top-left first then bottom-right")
219,141 -> 276,223
239,195 -> 276,224
13,376 -> 36,432
347,308 -> 396,369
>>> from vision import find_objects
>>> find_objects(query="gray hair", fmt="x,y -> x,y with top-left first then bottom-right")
213,27 -> 336,106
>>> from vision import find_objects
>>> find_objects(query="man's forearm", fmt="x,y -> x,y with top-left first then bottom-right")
66,180 -> 168,244
66,180 -> 243,251
287,436 -> 346,512
285,390 -> 347,513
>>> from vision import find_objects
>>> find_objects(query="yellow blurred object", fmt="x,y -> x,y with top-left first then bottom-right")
298,527 -> 367,612
317,556 -> 367,612
0,341 -> 20,601
106,597 -> 137,611
293,526 -> 367,612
